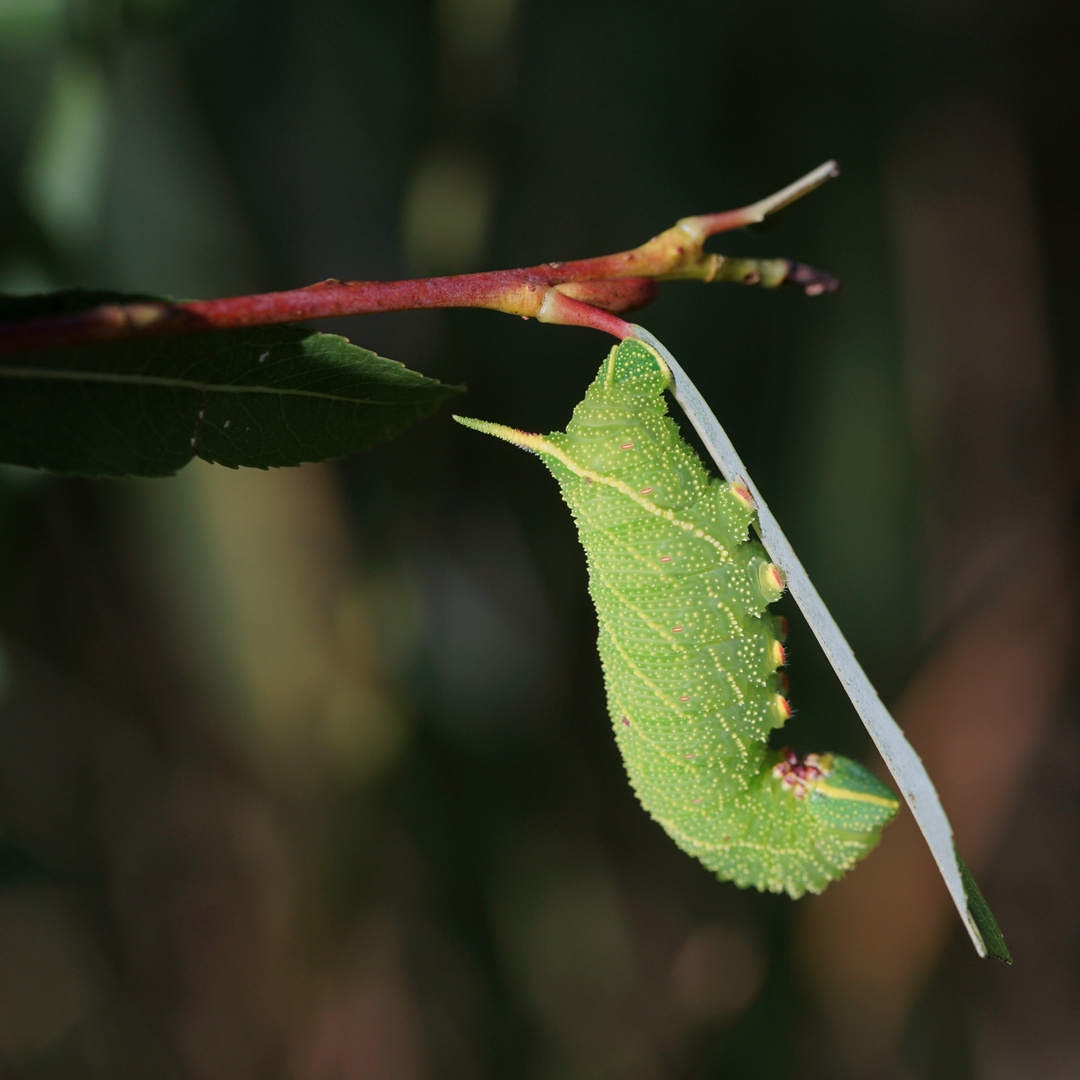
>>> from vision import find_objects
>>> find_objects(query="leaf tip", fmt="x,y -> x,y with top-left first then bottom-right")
958,852 -> 1012,963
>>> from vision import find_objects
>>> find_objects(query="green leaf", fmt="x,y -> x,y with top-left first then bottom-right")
0,291 -> 460,478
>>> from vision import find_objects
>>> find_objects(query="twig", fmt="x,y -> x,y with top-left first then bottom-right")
0,163 -> 840,355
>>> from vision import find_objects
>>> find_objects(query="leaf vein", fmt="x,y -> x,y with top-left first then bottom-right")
0,365 -> 405,405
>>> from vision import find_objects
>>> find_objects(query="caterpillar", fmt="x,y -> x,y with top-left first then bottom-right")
455,338 -> 898,897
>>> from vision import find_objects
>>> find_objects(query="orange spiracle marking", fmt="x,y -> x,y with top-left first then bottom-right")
731,481 -> 755,508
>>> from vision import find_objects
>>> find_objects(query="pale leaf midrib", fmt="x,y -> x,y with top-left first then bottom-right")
0,364 -> 411,406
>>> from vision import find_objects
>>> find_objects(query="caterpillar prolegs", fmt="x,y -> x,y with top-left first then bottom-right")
455,338 -> 898,897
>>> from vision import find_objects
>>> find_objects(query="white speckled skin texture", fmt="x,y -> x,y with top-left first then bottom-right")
456,338 -> 898,897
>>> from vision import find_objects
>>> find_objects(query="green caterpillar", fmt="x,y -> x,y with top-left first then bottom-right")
455,338 -> 898,897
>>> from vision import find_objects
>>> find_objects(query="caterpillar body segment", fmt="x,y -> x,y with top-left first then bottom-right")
454,338 -> 898,897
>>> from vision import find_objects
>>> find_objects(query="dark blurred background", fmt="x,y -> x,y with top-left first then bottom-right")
0,1 -> 1077,1077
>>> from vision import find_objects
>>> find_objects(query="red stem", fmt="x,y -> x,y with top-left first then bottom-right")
0,266 -> 651,354
0,161 -> 839,355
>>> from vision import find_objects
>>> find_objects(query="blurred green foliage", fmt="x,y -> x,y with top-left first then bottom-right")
0,1 -> 1078,1078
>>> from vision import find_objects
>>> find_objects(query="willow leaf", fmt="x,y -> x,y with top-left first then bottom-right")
631,325 -> 1009,961
0,291 -> 459,478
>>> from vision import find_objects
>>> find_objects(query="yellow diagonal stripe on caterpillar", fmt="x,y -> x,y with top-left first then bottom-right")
455,338 -> 898,898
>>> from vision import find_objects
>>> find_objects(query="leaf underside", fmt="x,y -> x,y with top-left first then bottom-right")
633,325 -> 1010,960
0,290 -> 460,478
